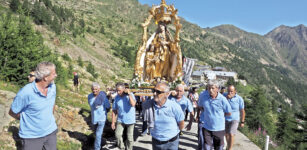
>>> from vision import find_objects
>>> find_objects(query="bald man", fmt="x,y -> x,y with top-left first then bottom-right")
224,85 -> 245,150
169,84 -> 194,131
144,82 -> 185,150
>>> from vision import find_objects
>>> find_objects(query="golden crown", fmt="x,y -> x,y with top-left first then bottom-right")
153,0 -> 174,24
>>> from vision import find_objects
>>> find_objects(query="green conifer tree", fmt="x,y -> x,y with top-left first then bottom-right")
294,104 -> 307,149
32,1 -> 43,24
10,0 -> 20,12
22,0 -> 30,15
77,56 -> 83,67
276,107 -> 297,149
51,16 -> 61,34
245,87 -> 276,135
0,14 -> 59,85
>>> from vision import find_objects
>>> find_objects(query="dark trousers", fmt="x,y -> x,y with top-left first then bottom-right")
202,128 -> 225,150
142,120 -> 148,133
152,135 -> 179,150
184,110 -> 188,121
22,129 -> 57,150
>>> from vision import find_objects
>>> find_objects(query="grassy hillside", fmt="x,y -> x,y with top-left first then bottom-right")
1,0 -> 307,149
1,0 -> 305,122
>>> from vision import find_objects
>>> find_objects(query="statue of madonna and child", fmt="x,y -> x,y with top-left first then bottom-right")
134,0 -> 183,86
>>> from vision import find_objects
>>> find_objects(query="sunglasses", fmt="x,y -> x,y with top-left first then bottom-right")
28,74 -> 35,77
152,89 -> 166,95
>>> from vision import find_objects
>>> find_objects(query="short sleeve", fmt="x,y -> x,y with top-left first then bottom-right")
222,97 -> 232,113
173,103 -> 184,123
87,94 -> 91,104
187,99 -> 194,112
197,95 -> 203,107
129,93 -> 136,102
239,97 -> 244,110
104,95 -> 111,109
112,98 -> 118,110
11,92 -> 28,114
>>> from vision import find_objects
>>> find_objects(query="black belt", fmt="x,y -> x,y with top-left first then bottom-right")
153,133 -> 179,144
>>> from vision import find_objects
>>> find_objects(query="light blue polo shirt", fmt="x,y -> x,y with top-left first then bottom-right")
151,100 -> 184,141
169,95 -> 193,113
223,93 -> 244,121
88,92 -> 111,124
198,92 -> 232,131
10,82 -> 57,138
198,90 -> 209,123
112,93 -> 136,124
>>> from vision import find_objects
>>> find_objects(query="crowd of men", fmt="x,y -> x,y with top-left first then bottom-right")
9,62 -> 245,150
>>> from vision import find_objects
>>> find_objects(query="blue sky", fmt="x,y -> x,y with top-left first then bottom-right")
138,0 -> 307,35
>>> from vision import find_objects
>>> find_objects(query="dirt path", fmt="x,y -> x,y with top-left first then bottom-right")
102,113 -> 261,150
134,120 -> 261,150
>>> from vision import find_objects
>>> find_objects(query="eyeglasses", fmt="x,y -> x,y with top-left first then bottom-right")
28,74 -> 35,77
152,89 -> 165,95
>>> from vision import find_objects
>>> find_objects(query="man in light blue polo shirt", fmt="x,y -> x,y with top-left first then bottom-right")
169,84 -> 194,131
111,82 -> 136,150
88,82 -> 110,150
223,85 -> 245,150
198,80 -> 232,150
9,62 -> 58,150
144,82 -> 184,150
197,90 -> 208,150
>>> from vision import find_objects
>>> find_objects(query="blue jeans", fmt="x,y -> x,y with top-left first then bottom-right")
152,135 -> 179,150
198,122 -> 205,150
94,121 -> 106,150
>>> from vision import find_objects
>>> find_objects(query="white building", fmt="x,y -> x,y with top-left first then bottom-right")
204,70 -> 237,81
191,71 -> 205,82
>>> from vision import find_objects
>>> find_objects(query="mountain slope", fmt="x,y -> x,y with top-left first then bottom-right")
1,0 -> 307,149
42,0 -> 307,107
266,24 -> 307,77
204,24 -> 307,107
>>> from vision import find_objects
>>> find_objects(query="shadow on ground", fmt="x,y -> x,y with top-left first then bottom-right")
8,126 -> 22,150
63,108 -> 114,150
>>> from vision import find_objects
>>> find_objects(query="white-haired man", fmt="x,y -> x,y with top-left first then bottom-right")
198,80 -> 232,150
88,82 -> 110,150
9,62 -> 58,150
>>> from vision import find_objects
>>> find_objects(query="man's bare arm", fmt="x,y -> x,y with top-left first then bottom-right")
111,110 -> 117,130
9,108 -> 20,120
240,109 -> 246,127
225,112 -> 231,116
128,94 -> 136,107
178,120 -> 185,130
185,111 -> 194,131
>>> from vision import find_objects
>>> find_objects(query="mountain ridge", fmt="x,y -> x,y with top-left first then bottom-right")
1,0 -> 307,149
1,0 -> 306,107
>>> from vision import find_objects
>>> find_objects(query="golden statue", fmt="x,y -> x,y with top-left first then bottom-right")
134,0 -> 183,84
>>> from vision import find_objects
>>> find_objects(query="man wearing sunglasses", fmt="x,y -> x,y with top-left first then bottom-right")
28,71 -> 36,83
149,82 -> 185,150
